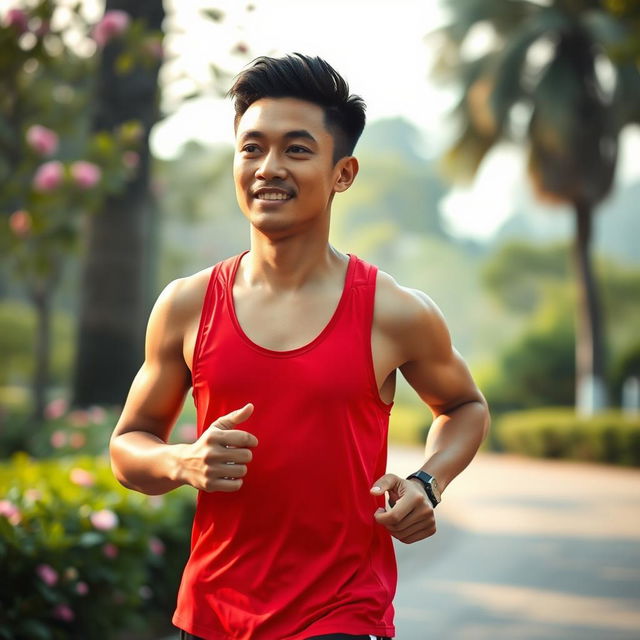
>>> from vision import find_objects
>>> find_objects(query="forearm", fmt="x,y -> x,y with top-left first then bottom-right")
418,399 -> 490,493
109,431 -> 189,496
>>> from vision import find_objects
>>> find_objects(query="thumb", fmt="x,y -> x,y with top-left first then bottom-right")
370,473 -> 401,495
212,403 -> 254,431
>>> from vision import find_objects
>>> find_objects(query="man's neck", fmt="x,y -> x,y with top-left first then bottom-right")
241,231 -> 346,292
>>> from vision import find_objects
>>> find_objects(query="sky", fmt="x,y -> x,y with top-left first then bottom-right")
150,0 -> 640,240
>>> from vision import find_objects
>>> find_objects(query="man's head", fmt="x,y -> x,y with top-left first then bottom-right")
228,53 -> 366,164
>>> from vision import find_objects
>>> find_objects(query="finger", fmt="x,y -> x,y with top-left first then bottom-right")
214,463 -> 247,479
370,473 -> 401,496
212,403 -> 255,431
398,526 -> 436,544
374,501 -> 416,528
216,429 -> 259,449
210,478 -> 244,493
218,447 -> 253,464
391,514 -> 435,538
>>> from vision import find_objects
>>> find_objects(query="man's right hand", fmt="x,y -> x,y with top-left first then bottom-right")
178,403 -> 258,493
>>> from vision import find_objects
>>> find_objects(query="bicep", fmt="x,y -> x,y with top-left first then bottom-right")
398,292 -> 482,416
113,281 -> 191,442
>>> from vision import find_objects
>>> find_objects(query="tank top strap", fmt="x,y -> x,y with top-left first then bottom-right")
349,253 -> 378,324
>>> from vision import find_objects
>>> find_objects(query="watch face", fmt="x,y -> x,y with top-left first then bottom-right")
430,477 -> 442,502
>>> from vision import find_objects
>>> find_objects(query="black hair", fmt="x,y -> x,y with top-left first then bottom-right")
228,53 -> 366,164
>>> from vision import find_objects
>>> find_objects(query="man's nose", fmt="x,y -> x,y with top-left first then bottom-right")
255,151 -> 286,180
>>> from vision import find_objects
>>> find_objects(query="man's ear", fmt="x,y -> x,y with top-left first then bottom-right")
333,156 -> 359,193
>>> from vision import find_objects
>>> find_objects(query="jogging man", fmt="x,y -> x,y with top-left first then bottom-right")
110,53 -> 490,640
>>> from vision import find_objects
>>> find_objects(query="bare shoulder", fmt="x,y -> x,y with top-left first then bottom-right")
151,266 -> 212,327
374,269 -> 453,364
375,270 -> 449,333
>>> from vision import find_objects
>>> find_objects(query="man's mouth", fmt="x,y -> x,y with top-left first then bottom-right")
252,188 -> 294,201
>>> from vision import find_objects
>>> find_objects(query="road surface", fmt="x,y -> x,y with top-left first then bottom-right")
390,447 -> 640,639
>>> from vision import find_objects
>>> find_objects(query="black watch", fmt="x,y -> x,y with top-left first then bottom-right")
406,470 -> 441,508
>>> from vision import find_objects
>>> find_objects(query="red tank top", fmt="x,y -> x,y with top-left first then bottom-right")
172,252 -> 397,640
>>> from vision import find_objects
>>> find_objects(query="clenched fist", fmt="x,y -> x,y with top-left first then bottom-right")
178,403 -> 258,493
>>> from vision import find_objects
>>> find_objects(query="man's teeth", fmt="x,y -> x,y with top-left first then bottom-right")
256,192 -> 291,200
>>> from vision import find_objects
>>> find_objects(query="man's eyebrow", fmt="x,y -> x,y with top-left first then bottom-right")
238,129 -> 318,144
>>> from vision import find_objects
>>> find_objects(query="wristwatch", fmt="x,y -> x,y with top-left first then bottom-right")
407,470 -> 441,508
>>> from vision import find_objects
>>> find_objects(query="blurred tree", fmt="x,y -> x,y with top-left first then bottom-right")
482,299 -> 576,412
73,0 -> 165,407
0,1 -> 144,420
433,0 -> 640,413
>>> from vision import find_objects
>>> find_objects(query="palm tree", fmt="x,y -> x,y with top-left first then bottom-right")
433,0 -> 640,413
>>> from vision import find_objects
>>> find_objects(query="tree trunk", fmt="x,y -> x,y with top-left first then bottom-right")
72,0 -> 164,407
31,284 -> 51,423
573,202 -> 607,414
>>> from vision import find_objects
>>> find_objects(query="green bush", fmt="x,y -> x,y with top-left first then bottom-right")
0,454 -> 195,640
0,396 -> 198,460
495,408 -> 640,466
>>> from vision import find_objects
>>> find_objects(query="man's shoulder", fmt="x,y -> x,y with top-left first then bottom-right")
373,268 -> 450,342
153,265 -> 216,326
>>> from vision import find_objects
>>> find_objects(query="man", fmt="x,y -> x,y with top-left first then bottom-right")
110,53 -> 489,640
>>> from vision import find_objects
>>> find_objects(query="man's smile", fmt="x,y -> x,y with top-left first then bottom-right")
251,186 -> 295,202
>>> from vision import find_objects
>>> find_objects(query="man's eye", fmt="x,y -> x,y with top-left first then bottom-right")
242,144 -> 259,153
288,145 -> 310,154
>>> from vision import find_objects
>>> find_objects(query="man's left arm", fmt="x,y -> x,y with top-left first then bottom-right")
372,287 -> 490,544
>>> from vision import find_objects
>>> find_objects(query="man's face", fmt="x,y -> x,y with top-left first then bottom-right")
233,97 -> 352,236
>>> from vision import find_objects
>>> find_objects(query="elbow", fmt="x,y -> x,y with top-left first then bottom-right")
108,435 -> 134,490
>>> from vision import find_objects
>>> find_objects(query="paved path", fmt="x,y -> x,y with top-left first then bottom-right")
390,447 -> 640,639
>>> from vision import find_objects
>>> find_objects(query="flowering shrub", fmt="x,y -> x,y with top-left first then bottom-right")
0,454 -> 195,639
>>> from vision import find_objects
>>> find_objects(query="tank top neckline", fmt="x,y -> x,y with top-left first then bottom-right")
225,250 -> 356,358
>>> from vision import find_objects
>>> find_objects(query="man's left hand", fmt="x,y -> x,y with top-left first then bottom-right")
370,474 -> 436,544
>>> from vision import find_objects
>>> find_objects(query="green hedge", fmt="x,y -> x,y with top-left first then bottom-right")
495,408 -> 640,466
0,454 -> 195,640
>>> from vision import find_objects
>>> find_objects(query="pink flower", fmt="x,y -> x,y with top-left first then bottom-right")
33,161 -> 64,192
70,161 -> 101,189
70,468 -> 95,487
88,405 -> 107,424
25,489 -> 42,503
9,210 -> 31,236
92,10 -> 130,47
76,581 -> 89,595
149,537 -> 165,556
102,542 -> 119,558
232,42 -> 249,55
69,432 -> 86,449
50,430 -> 67,449
0,500 -> 21,525
69,409 -> 89,428
178,423 -> 197,442
36,564 -> 58,586
5,9 -> 29,34
45,397 -> 68,420
53,604 -> 74,622
143,38 -> 163,60
91,509 -> 118,531
122,150 -> 140,170
34,19 -> 50,37
26,125 -> 59,156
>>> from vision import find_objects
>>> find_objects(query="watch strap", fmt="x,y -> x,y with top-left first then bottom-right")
407,470 -> 440,508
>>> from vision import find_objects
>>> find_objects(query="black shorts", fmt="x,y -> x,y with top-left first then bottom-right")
179,631 -> 392,640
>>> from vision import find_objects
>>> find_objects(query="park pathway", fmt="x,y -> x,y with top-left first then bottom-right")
391,447 -> 640,639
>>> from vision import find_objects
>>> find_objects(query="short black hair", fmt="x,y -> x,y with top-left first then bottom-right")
228,53 -> 366,164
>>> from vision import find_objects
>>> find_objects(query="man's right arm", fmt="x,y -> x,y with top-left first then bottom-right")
109,278 -> 258,496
